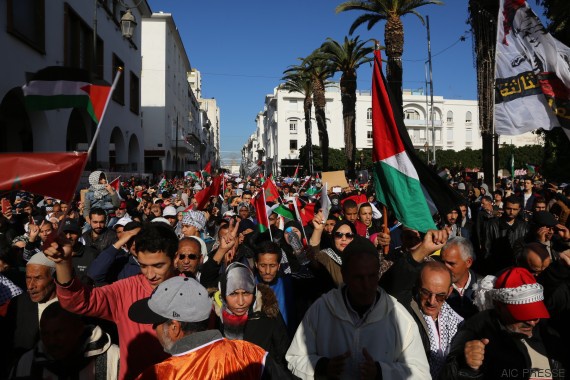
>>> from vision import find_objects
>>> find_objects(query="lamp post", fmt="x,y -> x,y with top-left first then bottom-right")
424,142 -> 429,164
120,9 -> 137,39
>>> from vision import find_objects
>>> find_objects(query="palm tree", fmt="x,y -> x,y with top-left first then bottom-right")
319,36 -> 374,176
281,67 -> 315,174
336,0 -> 443,111
303,51 -> 334,171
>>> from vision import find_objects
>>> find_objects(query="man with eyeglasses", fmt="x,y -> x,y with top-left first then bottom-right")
174,237 -> 204,279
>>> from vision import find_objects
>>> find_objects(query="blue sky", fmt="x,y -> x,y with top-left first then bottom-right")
146,0 -> 483,164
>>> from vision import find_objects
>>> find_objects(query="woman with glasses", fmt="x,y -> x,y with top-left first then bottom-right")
308,213 -> 362,287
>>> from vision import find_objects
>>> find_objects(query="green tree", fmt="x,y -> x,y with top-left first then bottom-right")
319,36 -> 374,177
336,0 -> 443,111
281,68 -> 315,174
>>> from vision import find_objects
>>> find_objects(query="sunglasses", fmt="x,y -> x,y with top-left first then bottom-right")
334,232 -> 355,239
419,288 -> 447,303
178,253 -> 200,260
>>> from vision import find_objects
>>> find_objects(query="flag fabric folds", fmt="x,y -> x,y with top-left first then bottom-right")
495,0 -> 570,137
254,191 -> 269,233
22,66 -> 111,124
195,176 -> 223,210
371,50 -> 462,232
0,152 -> 87,202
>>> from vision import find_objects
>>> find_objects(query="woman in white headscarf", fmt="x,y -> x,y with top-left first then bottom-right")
83,171 -> 120,222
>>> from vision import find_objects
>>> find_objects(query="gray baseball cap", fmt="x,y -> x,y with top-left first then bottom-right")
128,277 -> 212,324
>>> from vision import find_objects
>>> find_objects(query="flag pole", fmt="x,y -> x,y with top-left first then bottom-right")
87,67 -> 123,158
263,189 -> 273,241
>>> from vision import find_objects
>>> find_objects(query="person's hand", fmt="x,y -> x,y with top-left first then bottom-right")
360,348 -> 378,380
326,351 -> 351,379
312,210 -> 325,231
43,238 -> 74,264
28,221 -> 41,242
375,231 -> 391,248
464,339 -> 489,371
105,184 -> 114,193
556,224 -> 570,241
219,219 -> 239,253
412,229 -> 449,261
536,226 -> 551,243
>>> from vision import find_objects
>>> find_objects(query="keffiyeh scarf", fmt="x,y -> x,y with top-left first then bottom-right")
421,302 -> 464,379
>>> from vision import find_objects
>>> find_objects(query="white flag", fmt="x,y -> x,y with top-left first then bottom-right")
320,183 -> 331,221
495,0 -> 570,137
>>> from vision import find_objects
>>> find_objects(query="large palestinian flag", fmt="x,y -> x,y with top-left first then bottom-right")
22,66 -> 111,124
371,50 -> 462,232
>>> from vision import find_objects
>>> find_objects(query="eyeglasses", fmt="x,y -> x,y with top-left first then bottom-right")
334,232 -> 355,239
419,288 -> 447,303
178,253 -> 200,260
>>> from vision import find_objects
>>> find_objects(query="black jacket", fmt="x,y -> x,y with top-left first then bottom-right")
482,218 -> 528,275
537,260 -> 570,341
446,269 -> 481,319
440,309 -> 568,380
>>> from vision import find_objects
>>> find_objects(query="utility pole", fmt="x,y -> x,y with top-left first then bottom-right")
426,15 -> 436,165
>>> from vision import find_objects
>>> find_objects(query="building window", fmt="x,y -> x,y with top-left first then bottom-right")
130,71 -> 139,114
367,108 -> 372,120
404,109 -> 421,120
447,128 -> 453,141
64,5 -> 103,78
447,111 -> 453,123
290,140 -> 298,150
7,0 -> 45,53
367,130 -> 373,139
112,54 -> 125,105
466,111 -> 472,123
289,120 -> 297,134
288,100 -> 298,111
466,129 -> 473,142
436,130 -> 441,142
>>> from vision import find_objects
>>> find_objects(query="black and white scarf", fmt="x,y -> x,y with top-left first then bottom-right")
421,302 -> 463,379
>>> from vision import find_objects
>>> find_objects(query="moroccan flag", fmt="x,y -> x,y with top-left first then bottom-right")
195,175 -> 223,210
371,50 -> 462,232
22,66 -> 111,124
262,179 -> 280,203
0,152 -> 87,202
254,191 -> 269,233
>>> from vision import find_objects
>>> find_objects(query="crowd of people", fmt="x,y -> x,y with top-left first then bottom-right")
0,169 -> 569,379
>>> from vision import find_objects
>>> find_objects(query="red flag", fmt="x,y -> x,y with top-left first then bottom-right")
203,161 -> 212,175
80,84 -> 112,123
293,163 -> 300,179
340,194 -> 368,207
262,179 -> 280,203
109,176 -> 124,200
195,176 -> 222,210
0,152 -> 87,202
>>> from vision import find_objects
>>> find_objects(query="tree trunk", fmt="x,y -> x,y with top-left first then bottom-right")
385,14 -> 404,114
304,95 -> 314,174
313,78 -> 329,171
469,0 -> 499,187
341,71 -> 357,178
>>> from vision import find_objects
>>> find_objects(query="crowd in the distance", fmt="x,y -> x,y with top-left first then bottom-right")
0,169 -> 569,379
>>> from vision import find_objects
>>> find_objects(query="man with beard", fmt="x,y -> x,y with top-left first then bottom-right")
81,207 -> 117,255
61,218 -> 98,285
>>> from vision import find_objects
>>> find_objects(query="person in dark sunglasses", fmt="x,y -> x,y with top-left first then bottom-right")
174,237 -> 204,279
308,215 -> 363,288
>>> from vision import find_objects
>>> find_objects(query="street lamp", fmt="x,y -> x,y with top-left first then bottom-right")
120,9 -> 137,39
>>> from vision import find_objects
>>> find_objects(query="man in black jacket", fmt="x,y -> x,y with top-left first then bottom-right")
481,196 -> 528,275
441,267 -> 568,380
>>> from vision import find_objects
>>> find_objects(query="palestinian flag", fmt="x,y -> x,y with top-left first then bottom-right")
371,50 -> 462,232
22,66 -> 111,124
0,152 -> 88,202
293,163 -> 300,179
254,191 -> 270,233
273,204 -> 295,220
109,176 -> 124,200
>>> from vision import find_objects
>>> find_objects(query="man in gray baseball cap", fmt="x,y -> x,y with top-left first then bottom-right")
128,276 -> 287,379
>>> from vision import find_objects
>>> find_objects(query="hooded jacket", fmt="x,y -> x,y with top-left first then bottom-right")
286,286 -> 430,380
84,171 -> 120,218
13,324 -> 120,380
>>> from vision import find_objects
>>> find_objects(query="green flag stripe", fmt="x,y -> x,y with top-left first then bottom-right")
24,94 -> 91,111
373,161 -> 435,232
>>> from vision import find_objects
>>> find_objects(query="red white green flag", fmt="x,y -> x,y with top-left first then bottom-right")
372,50 -> 462,232
22,66 -> 111,124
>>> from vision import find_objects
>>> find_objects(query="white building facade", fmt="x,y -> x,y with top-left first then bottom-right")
246,85 -> 540,175
0,0 -> 149,172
